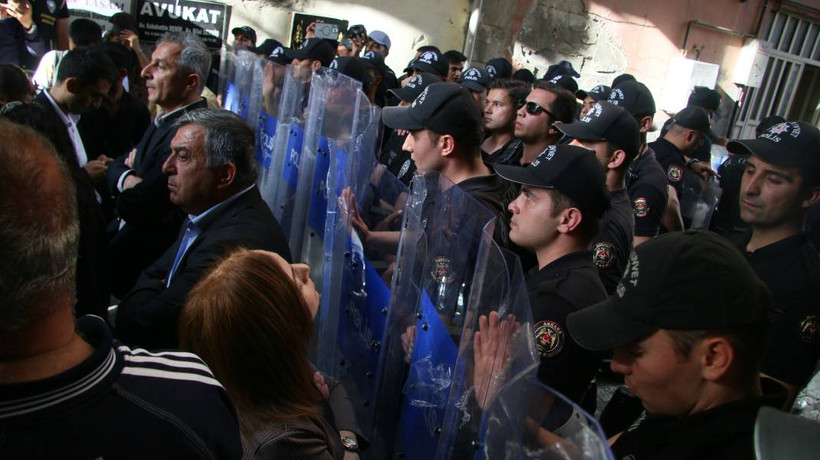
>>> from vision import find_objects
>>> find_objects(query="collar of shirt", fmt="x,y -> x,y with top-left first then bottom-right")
42,88 -> 80,125
526,250 -> 595,288
188,184 -> 256,230
43,89 -> 86,166
154,98 -> 205,127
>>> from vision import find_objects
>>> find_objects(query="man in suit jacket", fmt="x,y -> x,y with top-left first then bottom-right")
115,109 -> 292,350
106,31 -> 211,297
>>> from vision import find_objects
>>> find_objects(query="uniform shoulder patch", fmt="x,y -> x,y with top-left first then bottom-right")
593,241 -> 616,269
799,314 -> 820,344
534,320 -> 564,359
633,197 -> 649,218
667,164 -> 683,182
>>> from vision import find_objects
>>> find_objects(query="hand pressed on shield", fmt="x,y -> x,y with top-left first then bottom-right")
473,311 -> 518,410
401,325 -> 416,364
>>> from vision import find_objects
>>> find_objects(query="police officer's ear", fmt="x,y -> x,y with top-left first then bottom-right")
549,120 -> 563,136
637,115 -> 653,134
310,60 -> 323,72
700,336 -> 734,382
438,134 -> 456,158
607,149 -> 627,170
800,185 -> 820,210
556,206 -> 583,234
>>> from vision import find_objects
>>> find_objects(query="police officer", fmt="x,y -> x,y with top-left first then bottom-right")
608,80 -> 669,245
650,105 -> 711,203
457,66 -> 491,109
727,121 -> 820,409
556,101 -> 639,294
481,78 -> 529,162
494,144 -> 610,404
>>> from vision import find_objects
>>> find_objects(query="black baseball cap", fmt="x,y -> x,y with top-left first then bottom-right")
382,82 -> 476,134
545,74 -> 578,94
109,12 -> 138,34
249,39 -> 282,57
755,115 -> 786,137
285,38 -> 336,67
611,73 -> 636,88
672,106 -> 710,135
266,45 -> 292,65
412,50 -> 448,78
494,144 -> 610,219
329,57 -> 372,88
567,230 -> 768,351
608,80 -> 655,115
688,86 -> 721,112
361,50 -> 386,76
728,121 -> 820,183
231,26 -> 257,44
458,67 -> 490,92
513,68 -> 535,83
543,60 -> 580,80
389,72 -> 439,102
485,58 -> 512,79
576,84 -> 611,102
555,101 -> 640,161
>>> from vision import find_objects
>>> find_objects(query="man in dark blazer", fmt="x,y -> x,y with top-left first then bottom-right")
115,109 -> 292,350
106,31 -> 211,297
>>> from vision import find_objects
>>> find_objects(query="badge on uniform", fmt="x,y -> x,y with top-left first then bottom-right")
632,197 -> 649,218
799,314 -> 820,344
534,320 -> 564,359
667,164 -> 683,182
398,159 -> 411,179
593,242 -> 616,269
431,256 -> 455,285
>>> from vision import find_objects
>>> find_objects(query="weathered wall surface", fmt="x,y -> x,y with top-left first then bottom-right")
218,0 -> 471,76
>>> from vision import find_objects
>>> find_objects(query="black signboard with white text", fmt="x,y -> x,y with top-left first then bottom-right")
136,0 -> 230,49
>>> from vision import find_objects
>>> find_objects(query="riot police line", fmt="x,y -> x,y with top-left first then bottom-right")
218,48 -> 612,459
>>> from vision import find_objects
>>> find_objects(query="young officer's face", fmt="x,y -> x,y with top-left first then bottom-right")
507,185 -> 561,251
484,88 -> 516,132
610,330 -> 704,416
739,155 -> 808,228
402,129 -> 443,171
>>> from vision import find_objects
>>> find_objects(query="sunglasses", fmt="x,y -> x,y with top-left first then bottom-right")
517,100 -> 557,119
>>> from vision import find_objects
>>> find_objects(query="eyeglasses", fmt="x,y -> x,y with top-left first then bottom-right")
517,100 -> 557,119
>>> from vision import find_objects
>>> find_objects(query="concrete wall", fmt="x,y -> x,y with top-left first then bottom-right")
219,0 -> 471,76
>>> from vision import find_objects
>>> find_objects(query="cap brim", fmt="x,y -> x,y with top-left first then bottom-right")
382,106 -> 425,130
566,297 -> 658,351
554,122 -> 605,142
460,81 -> 486,92
493,164 -> 551,188
388,87 -> 417,103
412,62 -> 441,77
284,48 -> 307,60
727,138 -> 794,166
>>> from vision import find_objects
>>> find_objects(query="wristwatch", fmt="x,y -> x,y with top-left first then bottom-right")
341,436 -> 359,452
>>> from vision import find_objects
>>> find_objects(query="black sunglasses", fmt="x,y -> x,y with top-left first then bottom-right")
517,100 -> 557,119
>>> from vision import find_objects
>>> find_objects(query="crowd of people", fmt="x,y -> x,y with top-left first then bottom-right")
2,8 -> 820,459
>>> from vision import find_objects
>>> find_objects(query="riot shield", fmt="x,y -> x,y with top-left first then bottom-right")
245,56 -> 266,130
434,244 -> 539,459
259,64 -> 313,228
481,374 -> 613,459
229,50 -> 257,121
219,51 -> 238,112
680,174 -> 722,230
368,171 -> 499,458
255,61 -> 287,199
287,69 -> 361,260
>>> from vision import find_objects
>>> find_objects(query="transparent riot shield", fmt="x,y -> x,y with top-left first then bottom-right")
255,61 -> 287,199
368,171 -> 499,458
680,174 -> 722,230
287,69 -> 361,260
245,56 -> 266,131
434,244 -> 539,459
481,374 -> 613,459
226,49 -> 256,120
216,46 -> 232,107
259,64 -> 313,229
219,51 -> 238,111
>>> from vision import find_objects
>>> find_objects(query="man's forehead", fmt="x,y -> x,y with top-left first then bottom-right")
152,42 -> 182,61
528,88 -> 556,105
487,88 -> 510,102
747,154 -> 800,176
172,124 -> 206,145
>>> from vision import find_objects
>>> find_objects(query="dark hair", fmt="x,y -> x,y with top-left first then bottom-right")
548,188 -> 600,242
443,50 -> 467,64
0,64 -> 31,106
0,120 -> 78,340
179,249 -> 320,432
666,322 -> 768,384
488,78 -> 529,108
428,89 -> 483,157
531,80 -> 577,123
55,46 -> 117,86
102,41 -> 133,71
175,109 -> 257,188
68,18 -> 102,47
156,32 -> 211,93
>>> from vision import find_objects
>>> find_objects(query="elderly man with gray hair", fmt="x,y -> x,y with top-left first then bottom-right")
106,31 -> 213,297
115,109 -> 292,350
